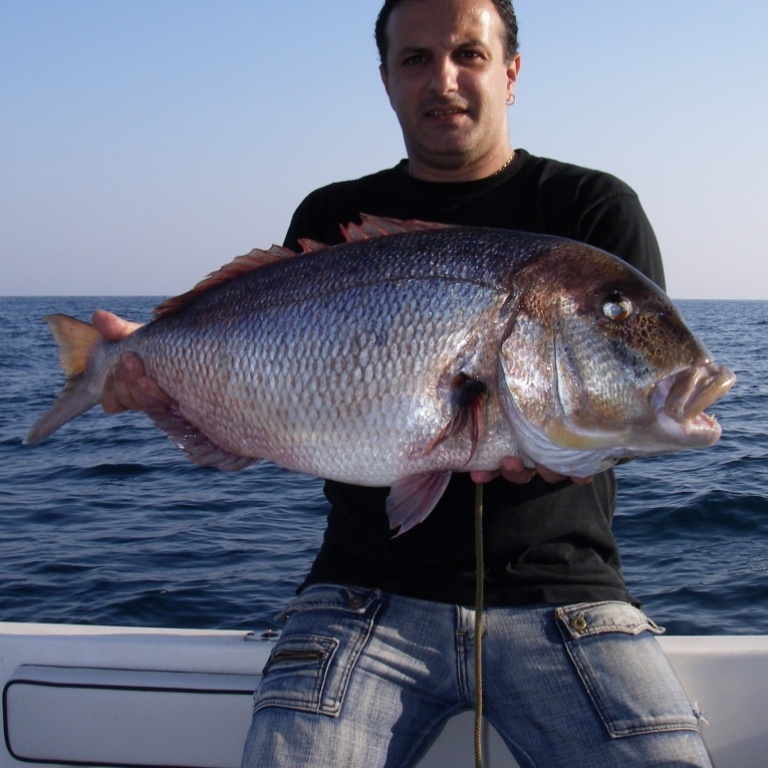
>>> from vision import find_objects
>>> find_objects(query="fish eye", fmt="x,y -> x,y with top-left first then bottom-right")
602,292 -> 633,322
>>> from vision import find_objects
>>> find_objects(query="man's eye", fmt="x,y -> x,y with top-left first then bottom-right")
402,54 -> 426,66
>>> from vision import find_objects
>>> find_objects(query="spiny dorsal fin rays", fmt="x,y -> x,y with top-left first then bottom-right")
153,216 -> 448,320
342,214 -> 450,242
297,238 -> 327,253
153,244 -> 296,319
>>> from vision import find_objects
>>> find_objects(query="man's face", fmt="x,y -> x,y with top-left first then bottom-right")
380,0 -> 520,173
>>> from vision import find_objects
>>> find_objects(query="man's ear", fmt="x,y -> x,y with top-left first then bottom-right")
506,53 -> 521,103
380,64 -> 391,98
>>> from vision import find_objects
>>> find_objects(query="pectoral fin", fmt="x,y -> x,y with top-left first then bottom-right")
386,471 -> 452,536
425,373 -> 488,460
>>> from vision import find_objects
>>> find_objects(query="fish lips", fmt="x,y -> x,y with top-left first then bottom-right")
652,361 -> 736,447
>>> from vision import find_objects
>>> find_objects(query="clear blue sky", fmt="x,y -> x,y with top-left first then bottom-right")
2,0 -> 766,299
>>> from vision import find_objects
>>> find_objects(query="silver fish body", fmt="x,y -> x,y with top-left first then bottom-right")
25,217 -> 735,533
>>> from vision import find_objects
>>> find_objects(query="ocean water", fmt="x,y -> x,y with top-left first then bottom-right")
0,296 -> 766,635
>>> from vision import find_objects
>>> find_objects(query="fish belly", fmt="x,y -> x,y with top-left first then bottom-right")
130,277 -> 516,485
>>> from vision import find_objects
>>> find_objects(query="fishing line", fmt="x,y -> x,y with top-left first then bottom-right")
474,482 -> 484,768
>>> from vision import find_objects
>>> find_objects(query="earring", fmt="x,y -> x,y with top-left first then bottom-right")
507,93 -> 516,106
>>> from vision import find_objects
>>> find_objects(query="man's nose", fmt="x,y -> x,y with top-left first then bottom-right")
430,56 -> 459,95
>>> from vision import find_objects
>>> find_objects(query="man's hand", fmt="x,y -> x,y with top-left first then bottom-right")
92,310 -> 173,414
470,456 -> 593,486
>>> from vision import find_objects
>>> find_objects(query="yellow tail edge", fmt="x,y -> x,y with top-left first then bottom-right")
24,315 -> 105,444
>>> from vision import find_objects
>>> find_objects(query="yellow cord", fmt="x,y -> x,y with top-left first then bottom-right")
474,482 -> 484,768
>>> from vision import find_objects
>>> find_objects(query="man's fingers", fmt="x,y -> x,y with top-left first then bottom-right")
469,469 -> 500,484
470,457 -> 594,486
101,354 -> 144,413
470,456 -> 535,485
100,352 -> 173,414
533,465 -> 568,484
91,309 -> 142,341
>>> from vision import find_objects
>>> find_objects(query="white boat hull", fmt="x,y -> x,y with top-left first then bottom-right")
1,622 -> 766,767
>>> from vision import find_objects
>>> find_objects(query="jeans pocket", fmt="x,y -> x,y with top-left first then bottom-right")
254,585 -> 381,718
555,601 -> 699,738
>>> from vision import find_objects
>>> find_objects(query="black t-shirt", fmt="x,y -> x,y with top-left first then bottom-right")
283,149 -> 664,608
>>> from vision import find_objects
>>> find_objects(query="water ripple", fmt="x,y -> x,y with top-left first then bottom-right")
2,297 -> 767,633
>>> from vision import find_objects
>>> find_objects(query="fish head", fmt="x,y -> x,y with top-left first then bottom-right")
498,241 -> 735,473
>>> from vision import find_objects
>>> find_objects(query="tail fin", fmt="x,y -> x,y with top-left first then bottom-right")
24,314 -> 105,444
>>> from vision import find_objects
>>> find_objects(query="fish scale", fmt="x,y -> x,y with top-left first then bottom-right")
134,278 -> 511,484
24,216 -> 734,534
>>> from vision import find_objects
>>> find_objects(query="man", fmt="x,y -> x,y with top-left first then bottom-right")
97,1 -> 712,765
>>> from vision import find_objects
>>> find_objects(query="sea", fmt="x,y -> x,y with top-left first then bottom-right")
0,297 -> 766,636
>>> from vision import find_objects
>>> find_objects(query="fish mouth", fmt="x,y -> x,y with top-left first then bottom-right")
652,361 -> 736,446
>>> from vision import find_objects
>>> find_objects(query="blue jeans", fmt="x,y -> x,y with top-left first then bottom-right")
241,584 -> 711,767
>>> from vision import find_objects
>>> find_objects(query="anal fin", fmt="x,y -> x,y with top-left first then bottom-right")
149,405 -> 259,472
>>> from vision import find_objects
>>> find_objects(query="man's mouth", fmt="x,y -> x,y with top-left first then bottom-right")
425,108 -> 467,117
422,100 -> 470,119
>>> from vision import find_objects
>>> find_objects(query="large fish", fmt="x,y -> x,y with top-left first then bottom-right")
25,216 -> 734,533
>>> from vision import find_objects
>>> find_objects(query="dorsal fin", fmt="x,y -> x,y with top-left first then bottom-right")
153,244 -> 299,318
342,214 -> 450,242
297,238 -> 328,253
153,215 -> 450,319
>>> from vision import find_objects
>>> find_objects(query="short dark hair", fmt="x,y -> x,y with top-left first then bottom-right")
375,0 -> 519,70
